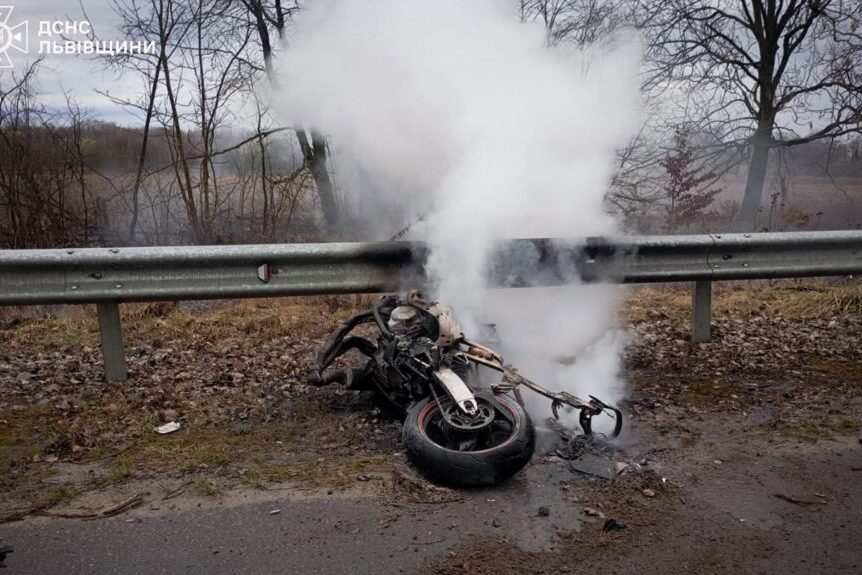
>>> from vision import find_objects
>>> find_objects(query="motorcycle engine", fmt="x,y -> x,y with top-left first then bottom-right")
370,297 -> 470,410
387,306 -> 423,337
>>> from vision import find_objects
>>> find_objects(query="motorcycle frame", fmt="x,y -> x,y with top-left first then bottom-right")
311,297 -> 623,439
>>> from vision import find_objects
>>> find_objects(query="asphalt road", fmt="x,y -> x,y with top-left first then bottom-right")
0,462 -> 579,575
3,497 -> 450,574
3,428 -> 861,575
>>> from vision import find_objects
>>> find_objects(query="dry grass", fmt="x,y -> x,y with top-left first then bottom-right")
685,380 -> 741,404
761,415 -> 862,443
3,316 -> 99,352
1,397 -> 395,518
0,294 -> 389,516
0,405 -> 77,514
89,397 -> 395,489
811,360 -> 862,387
5,283 -> 859,351
241,453 -> 393,489
0,295 -> 375,352
0,405 -> 60,486
192,478 -> 220,497
625,280 -> 862,323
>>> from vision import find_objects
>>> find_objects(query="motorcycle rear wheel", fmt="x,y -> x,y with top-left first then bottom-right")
402,392 -> 535,487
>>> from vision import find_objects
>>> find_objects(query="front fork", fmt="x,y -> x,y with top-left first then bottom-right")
463,350 -> 624,439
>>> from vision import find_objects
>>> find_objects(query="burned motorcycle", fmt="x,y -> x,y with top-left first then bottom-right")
309,290 -> 622,487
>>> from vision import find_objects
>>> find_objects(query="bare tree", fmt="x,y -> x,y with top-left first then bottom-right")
105,1 -> 167,244
520,0 -> 627,46
109,0 -> 264,243
0,60 -> 100,248
644,0 -> 862,231
238,0 -> 340,232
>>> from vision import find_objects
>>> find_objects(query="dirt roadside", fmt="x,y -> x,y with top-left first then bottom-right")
424,417 -> 862,575
1,283 -> 861,573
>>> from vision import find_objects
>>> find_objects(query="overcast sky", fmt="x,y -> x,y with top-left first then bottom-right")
7,0 -> 144,124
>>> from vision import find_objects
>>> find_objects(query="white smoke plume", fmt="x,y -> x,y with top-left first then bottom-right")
277,0 -> 640,418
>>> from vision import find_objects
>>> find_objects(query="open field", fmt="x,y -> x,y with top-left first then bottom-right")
1,282 -> 861,573
712,174 -> 862,231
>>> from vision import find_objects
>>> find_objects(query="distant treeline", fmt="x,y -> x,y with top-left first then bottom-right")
4,0 -> 862,248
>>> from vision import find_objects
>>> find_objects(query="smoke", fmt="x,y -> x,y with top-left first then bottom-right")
277,0 -> 640,419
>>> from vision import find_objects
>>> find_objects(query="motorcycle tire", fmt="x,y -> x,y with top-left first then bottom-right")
402,392 -> 535,487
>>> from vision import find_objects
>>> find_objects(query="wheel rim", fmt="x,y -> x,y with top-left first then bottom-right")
417,396 -> 521,453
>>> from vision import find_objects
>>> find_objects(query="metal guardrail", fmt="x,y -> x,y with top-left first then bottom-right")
2,230 -> 861,380
0,242 -> 425,305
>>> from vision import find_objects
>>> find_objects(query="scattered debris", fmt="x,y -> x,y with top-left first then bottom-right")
628,396 -> 657,409
569,454 -> 614,479
32,454 -> 58,463
774,493 -> 823,506
583,507 -> 605,519
642,488 -> 656,498
602,518 -> 627,532
614,462 -> 630,475
101,493 -> 146,517
0,545 -> 12,566
389,468 -> 462,505
161,482 -> 191,501
154,421 -> 182,435
269,509 -> 281,515
413,537 -> 445,546
39,493 -> 145,520
537,506 -> 550,517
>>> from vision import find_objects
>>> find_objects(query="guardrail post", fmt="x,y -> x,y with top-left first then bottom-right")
691,280 -> 712,344
96,303 -> 128,381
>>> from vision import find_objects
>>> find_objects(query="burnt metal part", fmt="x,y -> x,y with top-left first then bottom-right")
441,400 -> 495,431
472,356 -> 623,439
603,518 -> 627,532
313,309 -> 376,373
508,373 -> 623,439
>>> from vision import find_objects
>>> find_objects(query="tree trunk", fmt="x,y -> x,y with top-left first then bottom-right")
259,131 -> 269,237
310,130 -> 338,232
129,59 -> 162,244
274,0 -> 286,38
156,0 -> 203,243
244,0 -> 340,236
732,127 -> 771,232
